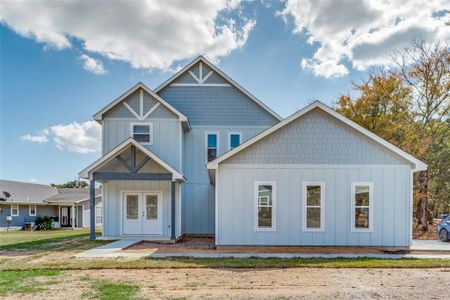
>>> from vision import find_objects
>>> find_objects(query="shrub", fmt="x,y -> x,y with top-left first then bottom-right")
34,216 -> 54,230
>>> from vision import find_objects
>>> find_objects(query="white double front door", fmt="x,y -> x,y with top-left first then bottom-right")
122,192 -> 162,235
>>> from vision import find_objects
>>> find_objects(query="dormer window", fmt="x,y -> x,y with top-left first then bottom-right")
130,122 -> 153,145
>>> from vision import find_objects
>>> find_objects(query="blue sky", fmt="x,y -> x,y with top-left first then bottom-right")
0,0 -> 448,184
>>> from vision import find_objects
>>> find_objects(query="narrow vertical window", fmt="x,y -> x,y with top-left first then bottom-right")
207,133 -> 218,162
254,182 -> 276,231
228,133 -> 241,150
95,204 -> 102,224
302,182 -> 325,231
11,204 -> 19,216
351,182 -> 373,232
29,205 -> 36,216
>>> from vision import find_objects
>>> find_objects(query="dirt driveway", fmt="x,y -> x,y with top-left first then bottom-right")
11,268 -> 450,299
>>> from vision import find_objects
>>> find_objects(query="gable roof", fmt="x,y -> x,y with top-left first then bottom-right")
93,82 -> 189,126
0,180 -> 101,204
79,137 -> 185,181
154,55 -> 282,121
207,101 -> 427,172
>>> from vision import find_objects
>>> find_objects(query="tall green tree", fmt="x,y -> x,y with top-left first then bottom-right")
336,41 -> 450,230
50,180 -> 89,188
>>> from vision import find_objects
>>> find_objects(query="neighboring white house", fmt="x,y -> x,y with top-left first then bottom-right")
80,56 -> 426,249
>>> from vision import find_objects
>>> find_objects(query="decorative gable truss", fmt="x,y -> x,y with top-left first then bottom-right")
123,88 -> 161,121
170,61 -> 231,87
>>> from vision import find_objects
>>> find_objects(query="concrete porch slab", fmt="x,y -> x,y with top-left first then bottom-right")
76,239 -> 145,258
411,239 -> 450,252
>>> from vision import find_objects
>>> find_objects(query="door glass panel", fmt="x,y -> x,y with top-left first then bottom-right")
146,195 -> 158,220
126,195 -> 139,219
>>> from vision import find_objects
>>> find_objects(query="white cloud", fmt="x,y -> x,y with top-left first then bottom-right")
80,54 -> 107,75
0,0 -> 255,70
20,121 -> 101,154
280,0 -> 450,78
20,134 -> 48,143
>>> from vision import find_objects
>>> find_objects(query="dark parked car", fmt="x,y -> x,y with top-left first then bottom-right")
437,215 -> 450,242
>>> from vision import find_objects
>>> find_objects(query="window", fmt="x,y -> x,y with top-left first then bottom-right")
228,132 -> 241,150
254,182 -> 276,231
206,133 -> 218,162
146,195 -> 158,220
29,205 -> 36,216
130,122 -> 153,144
351,182 -> 374,232
95,204 -> 102,224
126,194 -> 139,219
11,204 -> 19,216
302,182 -> 325,231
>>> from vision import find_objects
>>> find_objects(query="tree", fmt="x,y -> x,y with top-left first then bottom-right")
50,180 -> 89,188
395,41 -> 450,230
335,41 -> 450,231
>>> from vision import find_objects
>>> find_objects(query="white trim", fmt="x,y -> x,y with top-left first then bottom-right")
201,70 -> 213,83
188,70 -> 201,83
254,181 -> 277,232
123,102 -> 141,120
207,101 -> 427,171
227,132 -> 242,151
79,137 -> 184,180
120,190 -> 164,237
205,132 -> 219,163
142,103 -> 161,120
219,163 -> 413,169
351,182 -> 374,232
139,89 -> 144,117
11,204 -> 19,216
93,83 -> 188,123
154,56 -> 281,121
170,83 -> 232,87
302,182 -> 325,232
214,168 -> 219,245
130,122 -> 153,145
29,204 -> 36,217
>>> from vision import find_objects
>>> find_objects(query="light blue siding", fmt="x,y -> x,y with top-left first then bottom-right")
224,108 -> 410,165
217,165 -> 412,247
157,86 -> 279,126
0,204 -> 58,228
181,125 -> 270,234
102,180 -> 181,238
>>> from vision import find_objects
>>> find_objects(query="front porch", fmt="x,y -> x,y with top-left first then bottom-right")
79,138 -> 185,242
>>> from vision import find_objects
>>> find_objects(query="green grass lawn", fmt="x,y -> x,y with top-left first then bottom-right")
1,229 -> 450,271
0,228 -> 106,251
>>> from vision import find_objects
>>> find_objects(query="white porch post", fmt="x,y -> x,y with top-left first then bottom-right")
72,204 -> 75,229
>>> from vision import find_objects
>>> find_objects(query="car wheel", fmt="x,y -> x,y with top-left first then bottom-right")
439,229 -> 449,242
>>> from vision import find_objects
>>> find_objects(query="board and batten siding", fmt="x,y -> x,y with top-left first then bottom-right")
181,125 -> 270,234
217,164 -> 412,246
102,180 -> 181,238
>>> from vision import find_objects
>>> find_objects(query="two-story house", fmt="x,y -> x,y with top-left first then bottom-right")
80,56 -> 426,249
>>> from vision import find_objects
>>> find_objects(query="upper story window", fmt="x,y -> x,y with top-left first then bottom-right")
351,182 -> 373,232
206,133 -> 218,162
254,182 -> 276,231
302,182 -> 325,231
228,132 -> 241,150
130,122 -> 153,145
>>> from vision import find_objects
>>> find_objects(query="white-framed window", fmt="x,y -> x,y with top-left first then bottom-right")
11,204 -> 19,216
29,205 -> 36,216
351,182 -> 374,232
228,132 -> 242,150
95,204 -> 102,225
130,122 -> 153,145
302,182 -> 325,231
254,181 -> 276,231
206,132 -> 219,162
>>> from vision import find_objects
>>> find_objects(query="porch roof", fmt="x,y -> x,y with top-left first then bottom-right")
79,138 -> 185,181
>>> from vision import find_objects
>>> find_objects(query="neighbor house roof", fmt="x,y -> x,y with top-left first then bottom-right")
154,55 -> 282,121
44,188 -> 102,204
92,82 -> 189,128
207,101 -> 427,172
0,180 -> 102,204
0,180 -> 58,204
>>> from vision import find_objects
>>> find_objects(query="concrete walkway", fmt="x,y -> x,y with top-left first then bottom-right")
76,240 -> 145,258
411,239 -> 450,251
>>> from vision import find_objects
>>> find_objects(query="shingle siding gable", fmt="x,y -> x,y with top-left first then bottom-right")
224,108 -> 410,165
